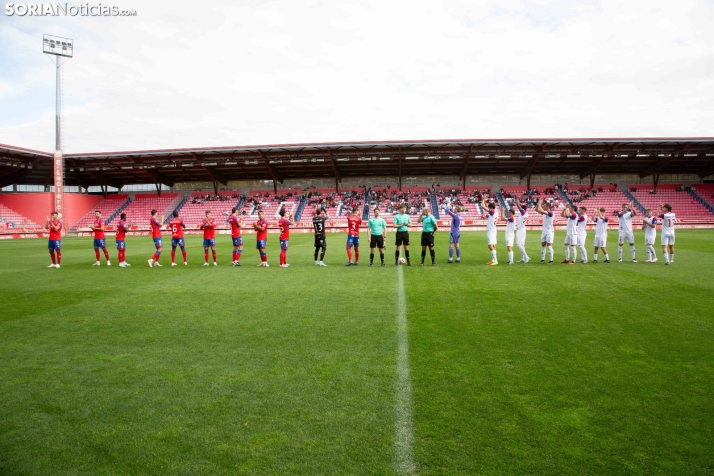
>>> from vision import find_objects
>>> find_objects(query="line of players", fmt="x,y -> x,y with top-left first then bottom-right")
479,196 -> 677,266
43,197 -> 677,269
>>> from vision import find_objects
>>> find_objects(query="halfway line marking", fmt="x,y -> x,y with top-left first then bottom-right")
395,266 -> 416,475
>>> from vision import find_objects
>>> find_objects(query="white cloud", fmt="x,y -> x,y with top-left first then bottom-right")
0,0 -> 713,153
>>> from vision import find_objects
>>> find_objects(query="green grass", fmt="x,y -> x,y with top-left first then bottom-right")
1,231 -> 713,475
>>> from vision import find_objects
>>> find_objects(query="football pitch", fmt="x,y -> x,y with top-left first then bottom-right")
1,230 -> 713,475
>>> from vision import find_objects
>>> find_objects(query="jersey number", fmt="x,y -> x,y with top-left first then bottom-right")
315,223 -> 323,232
171,224 -> 179,233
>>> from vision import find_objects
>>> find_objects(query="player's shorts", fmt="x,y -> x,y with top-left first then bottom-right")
618,231 -> 635,245
232,237 -> 243,247
593,235 -> 607,248
564,233 -> 578,245
577,233 -> 587,246
505,231 -> 515,247
661,232 -> 675,246
203,239 -> 216,248
395,231 -> 410,246
171,238 -> 185,248
256,239 -> 267,250
48,239 -> 61,251
487,230 -> 497,246
421,232 -> 435,247
346,235 -> 360,249
540,230 -> 554,244
449,232 -> 460,244
280,239 -> 289,251
516,230 -> 526,246
153,237 -> 163,249
314,236 -> 327,249
93,238 -> 106,250
370,235 -> 384,249
116,240 -> 126,251
645,236 -> 656,246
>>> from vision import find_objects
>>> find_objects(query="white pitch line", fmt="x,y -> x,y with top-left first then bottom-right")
395,266 -> 416,475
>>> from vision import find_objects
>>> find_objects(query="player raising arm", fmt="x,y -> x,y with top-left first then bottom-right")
45,211 -> 62,268
642,209 -> 658,263
514,200 -> 530,263
482,195 -> 498,266
502,205 -> 516,265
592,208 -> 610,263
535,198 -> 554,264
658,203 -> 676,265
368,208 -> 387,267
148,210 -> 165,267
254,210 -> 269,267
228,207 -> 243,266
91,210 -> 111,266
345,207 -> 362,266
561,203 -> 578,264
577,206 -> 588,263
313,208 -> 328,266
418,207 -> 438,266
444,199 -> 462,263
617,202 -> 637,263
278,209 -> 294,268
116,213 -> 131,267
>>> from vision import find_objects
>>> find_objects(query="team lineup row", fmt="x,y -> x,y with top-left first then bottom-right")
41,197 -> 679,268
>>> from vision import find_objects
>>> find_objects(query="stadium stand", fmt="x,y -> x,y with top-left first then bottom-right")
242,189 -> 301,224
364,187 -> 429,219
0,203 -> 40,228
561,186 -> 631,218
118,193 -> 181,226
629,184 -> 714,219
73,195 -> 129,228
176,191 -> 243,227
691,184 -> 714,211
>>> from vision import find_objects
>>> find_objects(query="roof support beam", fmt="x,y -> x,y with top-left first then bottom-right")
72,169 -> 88,190
699,156 -> 714,179
85,170 -> 122,189
0,168 -> 31,188
460,144 -> 474,183
191,152 -> 227,185
519,144 -> 547,179
258,150 -> 283,184
144,168 -> 175,187
639,144 -> 690,179
398,147 -> 402,191
327,148 -> 341,193
580,155 -> 608,179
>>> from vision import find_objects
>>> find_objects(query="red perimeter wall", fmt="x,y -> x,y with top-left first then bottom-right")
0,193 -> 103,226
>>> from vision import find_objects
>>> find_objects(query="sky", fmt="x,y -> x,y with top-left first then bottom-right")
1,0 -> 713,153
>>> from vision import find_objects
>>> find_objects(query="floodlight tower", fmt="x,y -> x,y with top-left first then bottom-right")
43,34 -> 73,224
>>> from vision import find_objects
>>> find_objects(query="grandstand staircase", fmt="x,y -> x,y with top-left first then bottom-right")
107,196 -> 131,225
495,192 -> 508,209
558,190 -> 574,207
430,192 -> 440,219
294,195 -> 307,221
171,196 -> 189,217
623,190 -> 646,214
361,192 -> 370,220
688,189 -> 714,215
162,194 -> 185,224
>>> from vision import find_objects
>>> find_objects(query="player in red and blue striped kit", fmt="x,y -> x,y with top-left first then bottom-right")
254,210 -> 269,267
45,211 -> 62,268
228,208 -> 243,266
346,207 -> 362,266
148,210 -> 165,267
91,210 -> 111,266
168,211 -> 187,266
116,213 -> 131,267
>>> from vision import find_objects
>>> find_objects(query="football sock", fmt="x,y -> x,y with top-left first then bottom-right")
103,249 -> 110,260
314,248 -> 319,261
236,250 -> 241,261
347,249 -> 353,262
121,250 -> 126,262
604,253 -> 609,261
456,248 -> 460,259
182,250 -> 187,262
541,246 -> 546,260
380,253 -> 384,264
618,247 -> 623,260
593,250 -> 598,259
95,250 -> 100,261
370,253 -> 374,264
320,250 -> 325,261
49,251 -> 56,264
663,252 -> 669,263
548,246 -> 554,261
355,249 -> 359,262
56,251 -> 61,264
280,250 -> 286,265
630,245 -> 636,260
154,250 -> 161,262
508,251 -> 513,262
232,251 -> 237,261
449,248 -> 454,259
405,250 -> 410,263
395,250 -> 400,264
204,251 -> 209,263
670,253 -> 674,263
579,245 -> 587,261
430,249 -> 435,263
491,250 -> 497,262
571,245 -> 577,262
260,252 -> 267,262
564,246 -> 570,260
212,251 -> 217,262
517,244 -> 528,260
171,250 -> 176,263
421,250 -> 426,263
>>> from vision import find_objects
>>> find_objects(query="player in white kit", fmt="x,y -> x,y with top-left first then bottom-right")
642,209 -> 658,263
482,196 -> 498,265
617,202 -> 637,263
658,203 -> 676,265
502,206 -> 516,264
576,206 -> 588,263
561,203 -> 579,264
514,201 -> 530,263
535,198 -> 554,264
592,208 -> 610,263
